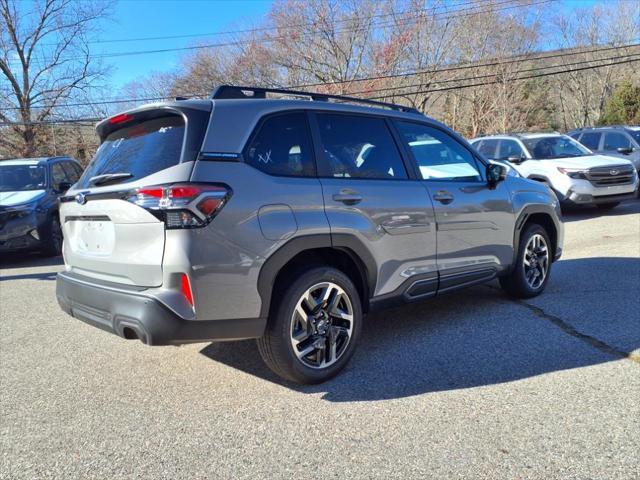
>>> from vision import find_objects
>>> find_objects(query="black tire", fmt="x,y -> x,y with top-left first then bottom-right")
499,223 -> 552,299
42,215 -> 63,257
596,202 -> 620,210
257,267 -> 363,384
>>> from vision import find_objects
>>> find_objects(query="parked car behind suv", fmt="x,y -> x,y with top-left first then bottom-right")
56,86 -> 563,384
471,133 -> 638,210
1,156 -> 82,256
568,125 -> 640,173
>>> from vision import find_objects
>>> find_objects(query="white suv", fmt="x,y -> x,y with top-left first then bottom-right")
471,133 -> 639,209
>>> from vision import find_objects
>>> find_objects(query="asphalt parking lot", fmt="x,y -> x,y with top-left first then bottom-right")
1,202 -> 639,479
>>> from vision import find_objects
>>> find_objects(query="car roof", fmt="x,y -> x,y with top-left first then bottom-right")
569,125 -> 639,132
0,156 -> 74,166
472,133 -> 564,142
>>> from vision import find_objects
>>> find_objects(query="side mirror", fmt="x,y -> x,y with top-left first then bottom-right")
507,155 -> 525,164
57,181 -> 72,193
487,163 -> 507,188
616,147 -> 634,155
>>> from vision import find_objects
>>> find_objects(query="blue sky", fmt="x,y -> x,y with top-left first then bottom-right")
96,0 -> 600,90
98,0 -> 272,88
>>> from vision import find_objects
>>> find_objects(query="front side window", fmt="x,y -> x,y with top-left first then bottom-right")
51,163 -> 69,190
396,122 -> 482,181
315,114 -> 407,179
578,132 -> 602,150
0,164 -> 46,192
603,132 -> 632,150
522,136 -> 591,159
497,140 -> 525,160
62,162 -> 81,183
476,139 -> 499,159
245,112 -> 315,177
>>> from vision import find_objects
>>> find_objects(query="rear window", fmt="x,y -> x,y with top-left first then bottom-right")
77,115 -> 185,188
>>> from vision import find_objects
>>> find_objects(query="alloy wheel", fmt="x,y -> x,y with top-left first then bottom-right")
523,233 -> 549,289
290,281 -> 354,369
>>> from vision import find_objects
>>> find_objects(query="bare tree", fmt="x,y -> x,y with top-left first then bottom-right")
0,0 -> 110,157
551,0 -> 640,128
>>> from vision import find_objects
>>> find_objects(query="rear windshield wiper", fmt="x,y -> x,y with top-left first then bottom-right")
89,172 -> 133,186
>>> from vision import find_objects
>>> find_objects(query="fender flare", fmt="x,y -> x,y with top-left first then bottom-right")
511,204 -> 561,269
256,233 -> 377,318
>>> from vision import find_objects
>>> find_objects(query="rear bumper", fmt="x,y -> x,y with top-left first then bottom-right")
56,272 -> 266,345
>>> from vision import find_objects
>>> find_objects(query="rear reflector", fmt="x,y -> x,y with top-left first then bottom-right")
181,273 -> 194,307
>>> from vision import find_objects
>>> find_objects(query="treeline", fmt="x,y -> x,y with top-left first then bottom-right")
1,0 -> 639,162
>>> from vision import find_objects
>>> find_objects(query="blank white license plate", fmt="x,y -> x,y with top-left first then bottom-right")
75,220 -> 115,255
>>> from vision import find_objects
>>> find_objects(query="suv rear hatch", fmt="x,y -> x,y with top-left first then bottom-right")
60,102 -> 212,287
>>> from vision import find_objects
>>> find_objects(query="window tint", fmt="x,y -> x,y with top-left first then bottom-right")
78,115 -> 185,188
316,114 -> 407,179
522,136 -> 591,159
476,139 -> 499,158
245,112 -> 315,177
603,132 -> 632,150
569,133 -> 580,140
579,132 -> 601,150
397,122 -> 482,181
51,163 -> 69,189
61,162 -> 81,183
497,140 -> 525,160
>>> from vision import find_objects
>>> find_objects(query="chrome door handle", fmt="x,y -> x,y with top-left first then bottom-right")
332,193 -> 363,205
433,190 -> 454,204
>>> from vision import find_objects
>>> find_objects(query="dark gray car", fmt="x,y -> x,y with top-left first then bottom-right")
569,125 -> 640,173
55,86 -> 564,384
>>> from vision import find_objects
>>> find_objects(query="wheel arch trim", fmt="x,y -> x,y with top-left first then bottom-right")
256,234 -> 377,318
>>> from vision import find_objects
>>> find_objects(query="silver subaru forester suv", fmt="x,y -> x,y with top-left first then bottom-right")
56,85 -> 563,384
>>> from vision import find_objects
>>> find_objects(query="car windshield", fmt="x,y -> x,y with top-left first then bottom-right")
627,129 -> 640,143
0,164 -> 47,192
522,136 -> 592,159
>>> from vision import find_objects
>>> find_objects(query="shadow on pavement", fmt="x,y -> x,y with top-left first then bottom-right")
0,253 -> 63,269
561,198 -> 640,222
200,257 -> 640,401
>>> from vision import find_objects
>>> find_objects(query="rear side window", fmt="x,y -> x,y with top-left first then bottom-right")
476,139 -> 499,158
245,112 -> 315,177
396,122 -> 482,181
315,114 -> 407,179
77,115 -> 185,188
603,132 -> 632,150
578,132 -> 601,150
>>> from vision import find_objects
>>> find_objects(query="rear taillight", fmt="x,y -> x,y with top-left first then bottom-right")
126,183 -> 231,229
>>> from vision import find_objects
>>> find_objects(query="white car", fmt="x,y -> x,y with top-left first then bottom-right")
470,133 -> 639,209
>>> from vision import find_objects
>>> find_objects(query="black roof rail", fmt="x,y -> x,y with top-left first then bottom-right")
210,84 -> 421,114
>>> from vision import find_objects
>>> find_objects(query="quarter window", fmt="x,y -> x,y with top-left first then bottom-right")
315,114 -> 407,179
579,132 -> 602,150
396,122 -> 482,181
245,112 -> 315,177
603,132 -> 632,150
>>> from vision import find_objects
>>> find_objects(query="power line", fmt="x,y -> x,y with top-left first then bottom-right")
345,51 -> 640,97
5,41 -> 638,111
367,57 -> 640,99
12,0 -> 551,66
2,56 -> 636,127
47,0 -> 484,45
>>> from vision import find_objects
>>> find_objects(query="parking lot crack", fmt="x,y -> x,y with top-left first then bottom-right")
515,299 -> 640,365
